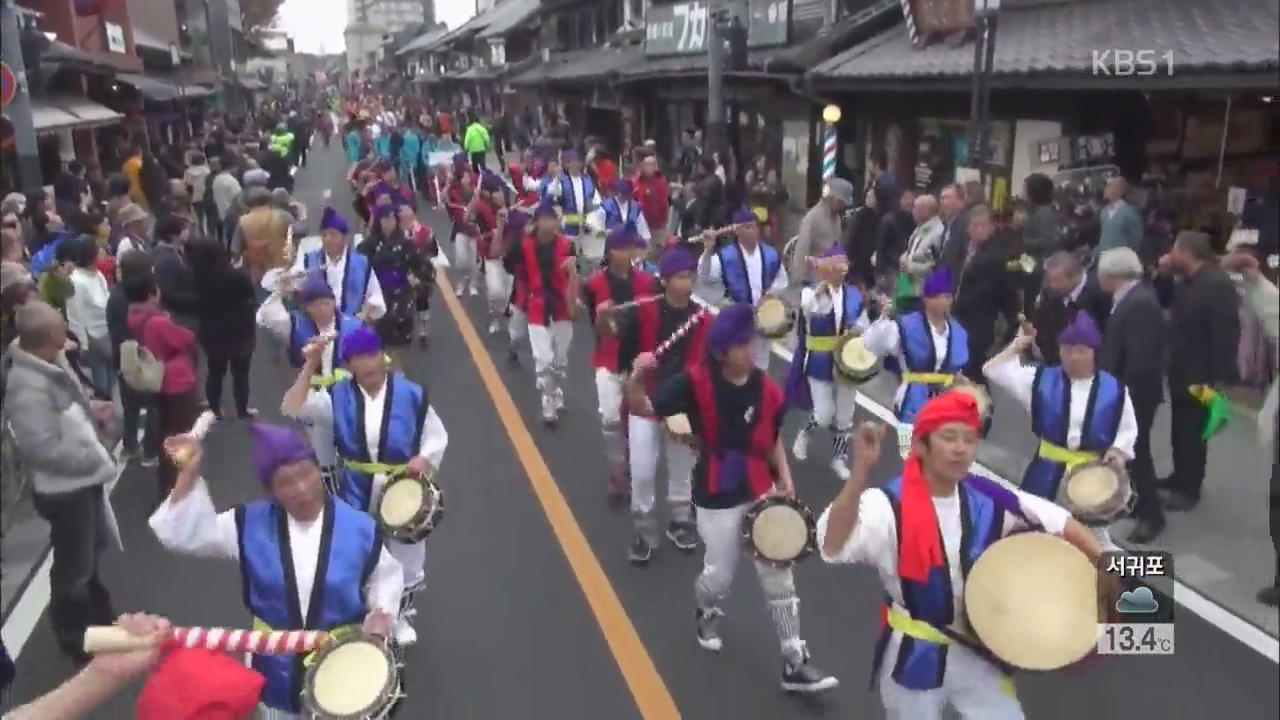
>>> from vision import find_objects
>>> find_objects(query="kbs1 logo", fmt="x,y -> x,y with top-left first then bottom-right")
1092,50 -> 1175,77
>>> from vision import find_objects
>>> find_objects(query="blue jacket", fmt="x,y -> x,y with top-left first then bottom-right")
896,312 -> 968,423
288,310 -> 365,369
1020,366 -> 1125,499
330,372 -> 428,511
717,243 -> 781,305
303,249 -> 372,317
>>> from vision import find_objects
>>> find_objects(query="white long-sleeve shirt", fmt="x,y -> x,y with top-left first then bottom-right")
148,478 -> 404,619
697,242 -> 789,306
587,199 -> 652,241
291,247 -> 386,320
862,315 -> 953,412
799,284 -> 870,332
66,267 -> 109,347
983,353 -> 1138,458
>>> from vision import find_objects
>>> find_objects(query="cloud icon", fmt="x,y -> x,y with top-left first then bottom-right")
1116,586 -> 1159,614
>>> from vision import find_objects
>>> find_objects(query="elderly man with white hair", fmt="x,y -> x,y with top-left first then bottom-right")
4,301 -> 121,663
1096,247 -> 1168,543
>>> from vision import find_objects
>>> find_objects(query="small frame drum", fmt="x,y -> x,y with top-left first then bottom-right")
964,533 -> 1099,671
741,496 -> 817,567
1063,461 -> 1135,527
754,295 -> 795,339
376,473 -> 444,544
834,335 -> 880,384
302,635 -> 403,719
665,413 -> 697,447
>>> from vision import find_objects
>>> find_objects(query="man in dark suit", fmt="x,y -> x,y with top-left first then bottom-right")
1097,247 -> 1168,542
1031,250 -> 1112,365
1159,231 -> 1241,511
937,183 -> 971,278
950,206 -> 1021,381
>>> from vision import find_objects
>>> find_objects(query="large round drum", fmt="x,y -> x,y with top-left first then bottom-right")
376,473 -> 444,544
302,635 -> 402,719
754,295 -> 794,338
1063,461 -> 1134,527
741,496 -> 816,567
834,335 -> 880,383
964,533 -> 1099,671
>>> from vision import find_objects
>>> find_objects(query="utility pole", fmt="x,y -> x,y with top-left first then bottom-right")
1,0 -> 42,192
706,0 -> 725,159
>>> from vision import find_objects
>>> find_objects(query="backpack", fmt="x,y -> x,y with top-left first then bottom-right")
119,314 -> 165,393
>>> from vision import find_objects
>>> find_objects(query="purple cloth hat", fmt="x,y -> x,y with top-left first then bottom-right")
340,325 -> 382,362
708,303 -> 756,355
1057,310 -> 1103,350
452,152 -> 468,171
730,206 -> 757,225
561,148 -> 580,162
250,422 -> 316,486
614,177 -> 633,195
922,265 -> 953,297
373,202 -> 399,220
297,272 -> 334,304
319,207 -> 349,234
480,172 -> 504,193
659,246 -> 696,279
534,198 -> 559,220
822,243 -> 845,259
605,224 -> 638,253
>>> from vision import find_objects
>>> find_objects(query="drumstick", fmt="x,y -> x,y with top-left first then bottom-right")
83,625 -> 330,656
609,295 -> 661,313
168,410 -> 218,467
654,308 -> 710,359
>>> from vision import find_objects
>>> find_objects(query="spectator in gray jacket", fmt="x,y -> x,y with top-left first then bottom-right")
4,301 -> 119,663
1094,176 -> 1143,262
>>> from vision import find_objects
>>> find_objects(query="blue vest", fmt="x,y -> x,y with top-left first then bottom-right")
1021,366 -> 1125,499
897,312 -> 969,423
235,496 -> 380,712
555,175 -> 596,235
303,249 -> 371,316
330,373 -> 428,511
872,475 -> 1011,691
287,310 -> 364,369
804,286 -> 864,381
601,197 -> 641,231
717,243 -> 782,305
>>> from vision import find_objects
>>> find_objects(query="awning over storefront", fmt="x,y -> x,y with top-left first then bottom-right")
117,73 -> 180,101
42,40 -> 115,75
28,97 -> 123,134
810,0 -> 1280,90
618,48 -> 781,81
236,76 -> 268,91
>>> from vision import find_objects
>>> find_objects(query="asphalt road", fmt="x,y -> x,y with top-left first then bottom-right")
5,142 -> 1277,719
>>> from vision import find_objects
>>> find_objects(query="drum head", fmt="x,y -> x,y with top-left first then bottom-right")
752,504 -> 810,562
755,297 -> 789,333
311,641 -> 392,716
665,414 -> 692,436
1066,465 -> 1119,510
380,480 -> 424,528
838,336 -> 878,377
965,534 -> 1098,671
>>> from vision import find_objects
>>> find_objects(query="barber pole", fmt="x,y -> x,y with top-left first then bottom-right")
821,127 -> 837,182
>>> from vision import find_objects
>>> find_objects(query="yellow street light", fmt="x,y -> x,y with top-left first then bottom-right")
822,104 -> 842,124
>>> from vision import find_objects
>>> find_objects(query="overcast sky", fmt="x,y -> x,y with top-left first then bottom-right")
279,0 -> 477,55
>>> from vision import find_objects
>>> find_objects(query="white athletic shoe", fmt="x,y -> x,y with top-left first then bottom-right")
468,284 -> 479,297
792,429 -> 810,461
830,456 -> 851,482
454,283 -> 465,298
394,617 -> 418,646
487,320 -> 501,335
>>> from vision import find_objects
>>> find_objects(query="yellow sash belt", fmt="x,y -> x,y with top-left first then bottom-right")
343,459 -> 408,476
561,213 -> 583,224
901,371 -> 955,386
885,607 -> 1015,696
309,369 -> 352,388
805,335 -> 839,353
1037,439 -> 1097,469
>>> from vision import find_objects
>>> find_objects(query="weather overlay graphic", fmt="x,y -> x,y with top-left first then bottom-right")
1097,551 -> 1176,655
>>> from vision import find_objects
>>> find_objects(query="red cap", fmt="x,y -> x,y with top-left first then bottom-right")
136,648 -> 264,720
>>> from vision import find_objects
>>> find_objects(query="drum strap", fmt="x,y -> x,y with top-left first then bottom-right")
901,372 -> 955,386
804,336 -> 839,353
251,617 -> 359,667
883,607 -> 1016,697
1037,440 -> 1098,469
344,459 -> 409,476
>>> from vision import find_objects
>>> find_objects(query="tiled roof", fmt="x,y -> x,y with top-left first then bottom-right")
397,27 -> 451,56
477,0 -> 541,39
617,49 -> 781,79
812,0 -> 1279,80
510,46 -> 644,85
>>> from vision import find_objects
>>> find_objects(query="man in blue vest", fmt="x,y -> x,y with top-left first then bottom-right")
546,149 -> 600,240
292,207 -> 385,321
282,325 -> 449,646
149,422 -> 403,716
590,177 -> 651,245
697,207 -> 789,370
818,392 -> 1105,718
984,311 -> 1137,549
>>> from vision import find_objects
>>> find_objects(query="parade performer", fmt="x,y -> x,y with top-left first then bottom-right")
785,245 -> 869,479
626,303 -> 837,692
448,157 -> 481,297
148,422 -> 404,717
591,178 -> 651,244
817,392 -> 1105,718
293,207 -> 385,321
509,161 -> 541,207
425,160 -> 450,209
983,312 -> 1137,548
505,199 -> 579,425
399,124 -> 422,194
583,225 -> 659,505
547,149 -> 600,241
610,246 -> 703,560
281,325 -> 447,646
861,266 -> 968,425
398,203 -> 438,348
696,207 -> 788,370
360,204 -> 435,366
467,172 -> 512,334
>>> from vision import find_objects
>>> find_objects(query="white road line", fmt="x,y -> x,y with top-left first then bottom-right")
693,293 -> 1280,664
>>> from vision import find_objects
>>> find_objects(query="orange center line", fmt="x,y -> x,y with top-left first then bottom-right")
437,272 -> 681,720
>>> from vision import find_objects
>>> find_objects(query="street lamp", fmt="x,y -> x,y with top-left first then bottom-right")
967,0 -> 1000,173
821,104 -> 841,181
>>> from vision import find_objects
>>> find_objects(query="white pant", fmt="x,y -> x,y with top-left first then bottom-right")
878,633 -> 1024,719
484,260 -> 511,320
753,336 -> 772,370
509,307 -> 529,346
370,474 -> 427,588
695,501 -> 805,660
595,368 -> 624,426
529,321 -> 573,400
627,415 -> 695,519
807,378 -> 859,430
454,233 -> 479,288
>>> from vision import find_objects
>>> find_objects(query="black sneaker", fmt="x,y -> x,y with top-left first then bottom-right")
781,656 -> 839,693
506,349 -> 520,367
695,608 -> 723,652
1258,584 -> 1280,607
666,522 -> 698,552
627,535 -> 653,566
